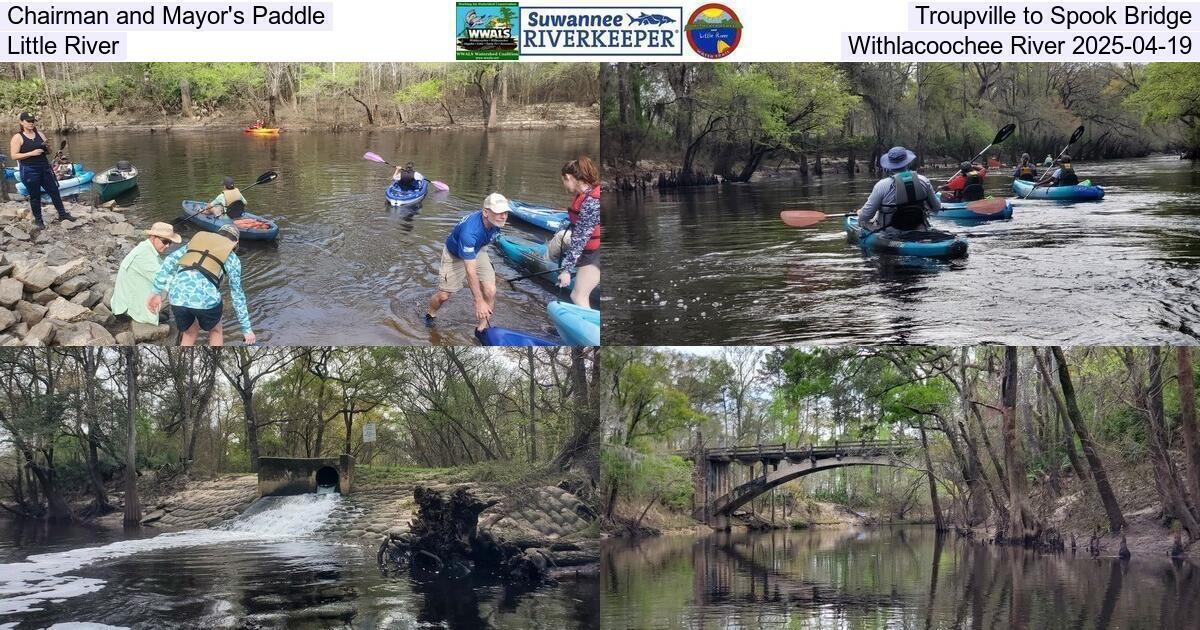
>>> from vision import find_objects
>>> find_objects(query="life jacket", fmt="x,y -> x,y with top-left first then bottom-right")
178,231 -> 235,288
567,185 -> 601,252
960,169 -> 986,201
1016,164 -> 1036,181
222,188 -> 246,219
1055,163 -> 1079,186
881,171 -> 928,231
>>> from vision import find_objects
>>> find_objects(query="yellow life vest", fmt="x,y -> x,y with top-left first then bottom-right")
178,231 -> 235,287
221,188 -> 244,208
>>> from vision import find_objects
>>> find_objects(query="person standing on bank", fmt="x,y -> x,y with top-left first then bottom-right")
8,112 -> 75,229
547,157 -> 601,309
426,193 -> 510,334
147,224 -> 256,346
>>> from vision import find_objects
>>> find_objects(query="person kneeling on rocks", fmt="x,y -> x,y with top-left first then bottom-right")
147,224 -> 256,346
110,221 -> 181,327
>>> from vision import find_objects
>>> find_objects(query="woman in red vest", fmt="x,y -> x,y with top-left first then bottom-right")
552,156 -> 601,309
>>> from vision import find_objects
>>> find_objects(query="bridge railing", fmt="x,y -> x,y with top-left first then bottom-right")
699,439 -> 915,461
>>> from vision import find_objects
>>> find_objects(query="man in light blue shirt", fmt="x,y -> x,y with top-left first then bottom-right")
858,146 -> 941,233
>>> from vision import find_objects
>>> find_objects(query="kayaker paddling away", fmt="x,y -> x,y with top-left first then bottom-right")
858,146 -> 941,233
198,176 -> 247,218
427,192 -> 511,335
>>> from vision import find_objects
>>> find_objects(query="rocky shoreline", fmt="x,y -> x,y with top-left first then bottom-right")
0,199 -> 172,346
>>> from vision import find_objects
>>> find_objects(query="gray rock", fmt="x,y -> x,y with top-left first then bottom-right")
109,223 -> 135,237
0,278 -> 22,308
23,320 -> 55,345
0,264 -> 12,278
50,258 -> 88,279
13,262 -> 60,292
46,297 -> 91,323
14,301 -> 45,324
32,232 -> 50,245
89,302 -> 114,326
0,308 -> 15,332
56,275 -> 94,298
0,333 -> 16,346
114,331 -> 135,345
56,321 -> 116,346
31,289 -> 58,305
131,321 -> 171,342
70,290 -> 99,308
4,226 -> 29,241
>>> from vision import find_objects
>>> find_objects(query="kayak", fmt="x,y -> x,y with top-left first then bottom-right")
493,234 -> 602,304
547,301 -> 600,346
385,178 -> 429,206
16,165 -> 93,195
93,162 -> 139,201
2,166 -> 15,181
181,200 -> 280,241
934,197 -> 1013,221
843,215 -> 968,259
1011,178 -> 1104,200
509,200 -> 568,232
244,127 -> 281,135
475,326 -> 559,346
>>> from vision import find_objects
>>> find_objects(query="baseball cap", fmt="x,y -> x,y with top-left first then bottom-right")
482,192 -> 510,214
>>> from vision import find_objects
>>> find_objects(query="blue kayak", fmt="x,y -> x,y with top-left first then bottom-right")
16,165 -> 93,195
475,326 -> 558,346
843,215 -> 968,259
181,200 -> 280,241
934,197 -> 1013,221
385,178 -> 428,206
493,234 -> 575,286
547,301 -> 600,346
1012,178 -> 1104,200
509,200 -> 568,232
2,166 -> 15,181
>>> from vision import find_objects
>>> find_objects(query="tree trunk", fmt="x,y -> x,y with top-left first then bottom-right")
1051,347 -> 1126,533
1001,347 -> 1038,542
919,423 -> 945,531
486,70 -> 500,129
123,348 -> 142,525
528,347 -> 537,462
1179,347 -> 1200,514
1033,349 -> 1089,484
81,350 -> 110,514
180,78 -> 193,118
1133,348 -> 1200,538
244,389 -> 261,472
553,349 -> 600,481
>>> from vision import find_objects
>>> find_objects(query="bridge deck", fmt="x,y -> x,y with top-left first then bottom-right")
688,440 -> 914,463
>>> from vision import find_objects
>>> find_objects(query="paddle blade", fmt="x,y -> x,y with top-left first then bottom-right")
59,140 -> 67,150
1069,125 -> 1086,144
363,152 -> 387,164
255,171 -> 278,186
780,210 -> 828,228
432,180 -> 449,192
993,123 -> 1017,145
964,198 -> 1011,215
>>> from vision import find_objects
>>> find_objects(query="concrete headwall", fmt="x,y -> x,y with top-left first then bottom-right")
257,455 -> 355,496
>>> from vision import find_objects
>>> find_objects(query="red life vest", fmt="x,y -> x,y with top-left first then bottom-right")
567,186 -> 601,252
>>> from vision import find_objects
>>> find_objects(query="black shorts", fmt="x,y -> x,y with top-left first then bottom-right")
171,303 -> 224,332
576,248 -> 600,269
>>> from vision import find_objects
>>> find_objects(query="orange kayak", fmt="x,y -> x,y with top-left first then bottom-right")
244,127 -> 281,135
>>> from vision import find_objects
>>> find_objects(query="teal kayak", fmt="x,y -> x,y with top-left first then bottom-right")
493,234 -> 601,305
475,326 -> 558,346
843,215 -> 968,259
547,301 -> 600,346
16,165 -> 93,195
2,166 -> 15,181
1012,178 -> 1104,200
181,200 -> 280,241
509,200 -> 568,232
934,197 -> 1013,221
93,162 -> 139,201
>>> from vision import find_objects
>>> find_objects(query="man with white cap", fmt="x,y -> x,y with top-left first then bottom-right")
426,192 -> 510,334
858,146 -> 941,233
110,222 -> 182,326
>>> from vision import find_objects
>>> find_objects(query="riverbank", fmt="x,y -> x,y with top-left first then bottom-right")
603,498 -> 874,538
0,199 -> 174,346
52,102 -> 599,134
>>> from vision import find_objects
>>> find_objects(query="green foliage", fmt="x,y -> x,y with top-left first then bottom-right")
0,78 -> 44,112
394,79 -> 444,105
601,446 -> 693,512
1126,63 -> 1200,148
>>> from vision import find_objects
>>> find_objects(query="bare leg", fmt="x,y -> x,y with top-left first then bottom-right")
478,283 -> 497,331
180,320 -> 200,346
570,265 -> 600,309
428,290 -> 452,317
209,326 -> 224,347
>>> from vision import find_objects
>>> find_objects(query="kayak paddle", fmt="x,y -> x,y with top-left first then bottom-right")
364,151 -> 449,192
1023,125 -> 1085,199
174,170 -> 278,226
505,266 -> 565,284
780,210 -> 830,228
967,123 -> 1016,165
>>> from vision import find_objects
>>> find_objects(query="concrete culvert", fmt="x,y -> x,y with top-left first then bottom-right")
316,466 -> 340,493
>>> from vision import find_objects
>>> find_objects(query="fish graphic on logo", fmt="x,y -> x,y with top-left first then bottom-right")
627,12 -> 677,26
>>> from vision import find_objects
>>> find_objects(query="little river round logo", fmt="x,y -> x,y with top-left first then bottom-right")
685,4 -> 742,59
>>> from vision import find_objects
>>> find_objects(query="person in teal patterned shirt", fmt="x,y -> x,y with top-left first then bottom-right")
148,224 -> 256,346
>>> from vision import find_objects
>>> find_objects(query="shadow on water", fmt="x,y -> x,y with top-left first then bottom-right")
605,155 -> 1200,345
600,526 -> 1200,630
33,128 -> 597,345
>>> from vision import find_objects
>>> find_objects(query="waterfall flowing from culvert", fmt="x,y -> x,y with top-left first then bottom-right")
0,494 -> 342,615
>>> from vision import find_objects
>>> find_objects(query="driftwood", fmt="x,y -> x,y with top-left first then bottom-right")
377,485 -> 597,583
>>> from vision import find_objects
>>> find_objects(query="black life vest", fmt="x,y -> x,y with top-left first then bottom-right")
882,172 -> 928,231
961,169 -> 986,201
1055,163 -> 1079,186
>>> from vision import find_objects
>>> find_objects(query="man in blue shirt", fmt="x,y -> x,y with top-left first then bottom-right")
426,192 -> 510,332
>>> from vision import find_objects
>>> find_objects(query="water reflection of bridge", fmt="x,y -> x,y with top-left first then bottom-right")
683,440 -> 915,527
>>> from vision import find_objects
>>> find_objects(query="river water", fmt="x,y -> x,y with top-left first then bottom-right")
601,526 -> 1200,630
604,155 -> 1200,345
16,128 -> 596,345
0,495 -> 597,629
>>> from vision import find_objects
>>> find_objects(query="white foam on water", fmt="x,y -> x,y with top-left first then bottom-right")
0,494 -> 341,616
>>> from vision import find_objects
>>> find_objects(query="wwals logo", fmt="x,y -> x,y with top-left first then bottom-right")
456,2 -> 520,60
